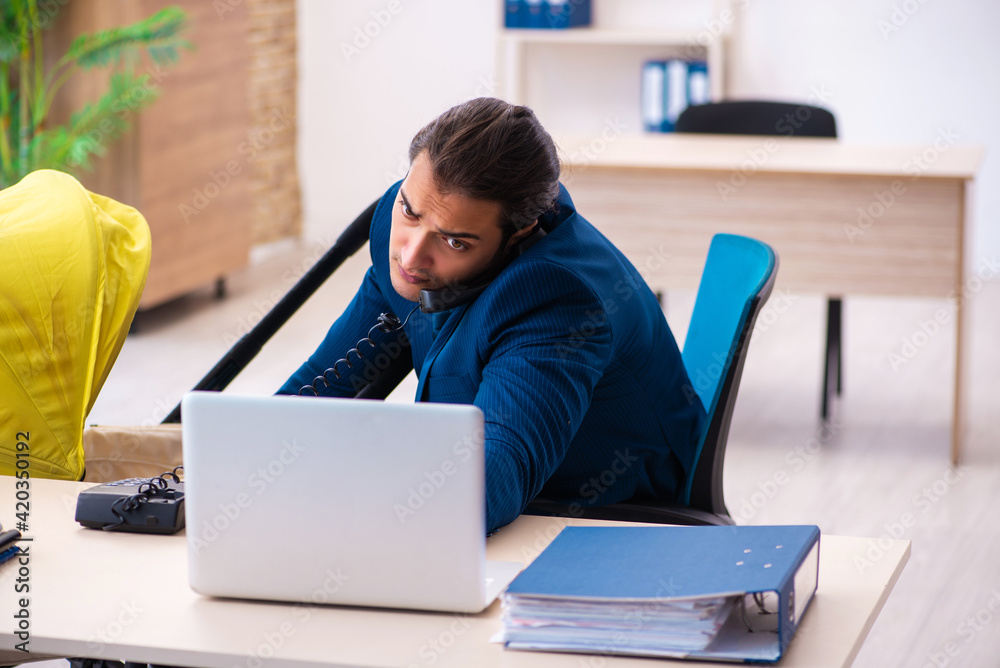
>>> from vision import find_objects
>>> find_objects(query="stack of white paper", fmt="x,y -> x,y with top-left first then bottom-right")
502,593 -> 737,654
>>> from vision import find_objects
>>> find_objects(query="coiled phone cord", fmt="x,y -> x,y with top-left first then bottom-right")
298,304 -> 419,397
105,465 -> 184,531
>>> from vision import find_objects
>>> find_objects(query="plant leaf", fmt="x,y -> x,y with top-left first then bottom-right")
63,6 -> 190,70
38,70 -> 161,174
0,1 -> 25,65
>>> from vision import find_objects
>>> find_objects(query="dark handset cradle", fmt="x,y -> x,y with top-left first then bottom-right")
75,467 -> 185,534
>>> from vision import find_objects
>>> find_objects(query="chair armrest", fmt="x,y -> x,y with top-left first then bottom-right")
523,498 -> 734,527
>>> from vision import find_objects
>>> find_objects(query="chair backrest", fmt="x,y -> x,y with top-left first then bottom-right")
675,100 -> 837,139
680,234 -> 777,515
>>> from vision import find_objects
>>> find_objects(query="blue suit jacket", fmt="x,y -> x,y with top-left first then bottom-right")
280,182 -> 705,531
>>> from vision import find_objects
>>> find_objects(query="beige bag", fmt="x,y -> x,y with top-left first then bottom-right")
82,424 -> 183,483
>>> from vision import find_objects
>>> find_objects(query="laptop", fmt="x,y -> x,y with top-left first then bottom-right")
180,391 -> 522,613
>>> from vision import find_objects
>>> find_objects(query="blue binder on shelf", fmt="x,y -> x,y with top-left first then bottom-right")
501,525 -> 821,663
641,59 -> 711,132
687,60 -> 710,107
543,0 -> 591,29
504,0 -> 525,28
504,0 -> 591,29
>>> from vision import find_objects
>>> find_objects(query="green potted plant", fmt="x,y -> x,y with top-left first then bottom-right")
0,0 -> 191,188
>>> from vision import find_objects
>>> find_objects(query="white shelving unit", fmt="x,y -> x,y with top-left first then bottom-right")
496,3 -> 733,138
499,28 -> 726,104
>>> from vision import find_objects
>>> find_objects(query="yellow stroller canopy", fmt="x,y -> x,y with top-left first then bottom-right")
0,170 -> 151,480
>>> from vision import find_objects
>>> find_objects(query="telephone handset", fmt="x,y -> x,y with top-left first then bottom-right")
298,227 -> 548,397
417,226 -> 546,314
417,281 -> 490,314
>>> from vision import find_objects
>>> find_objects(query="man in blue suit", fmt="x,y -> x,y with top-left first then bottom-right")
280,98 -> 705,532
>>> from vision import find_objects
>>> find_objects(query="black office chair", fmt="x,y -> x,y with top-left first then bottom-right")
674,100 -> 841,420
526,234 -> 778,526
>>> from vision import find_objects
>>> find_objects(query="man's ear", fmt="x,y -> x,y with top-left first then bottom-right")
504,220 -> 538,253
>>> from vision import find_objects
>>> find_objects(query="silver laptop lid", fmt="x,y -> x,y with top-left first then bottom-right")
181,392 -> 489,612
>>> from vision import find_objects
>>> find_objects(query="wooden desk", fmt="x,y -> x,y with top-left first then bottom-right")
558,133 -> 984,464
0,477 -> 908,668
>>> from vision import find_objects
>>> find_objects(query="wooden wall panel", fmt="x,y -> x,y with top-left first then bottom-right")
45,0 -> 253,309
247,0 -> 301,244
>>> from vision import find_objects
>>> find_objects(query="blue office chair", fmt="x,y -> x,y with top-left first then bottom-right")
675,100 -> 841,420
525,233 -> 778,526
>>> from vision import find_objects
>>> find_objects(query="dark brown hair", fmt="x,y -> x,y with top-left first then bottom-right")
408,97 -> 560,241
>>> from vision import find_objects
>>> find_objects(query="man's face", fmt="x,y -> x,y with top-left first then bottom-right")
389,151 -> 524,303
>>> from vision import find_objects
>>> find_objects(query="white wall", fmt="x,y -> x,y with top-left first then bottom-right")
729,0 -> 1000,270
297,0 -> 998,266
297,0 -> 500,242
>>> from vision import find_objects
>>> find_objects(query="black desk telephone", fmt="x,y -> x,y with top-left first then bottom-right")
75,467 -> 185,534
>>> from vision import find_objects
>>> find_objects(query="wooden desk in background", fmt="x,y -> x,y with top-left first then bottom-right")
0,477 -> 908,668
558,133 -> 984,464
